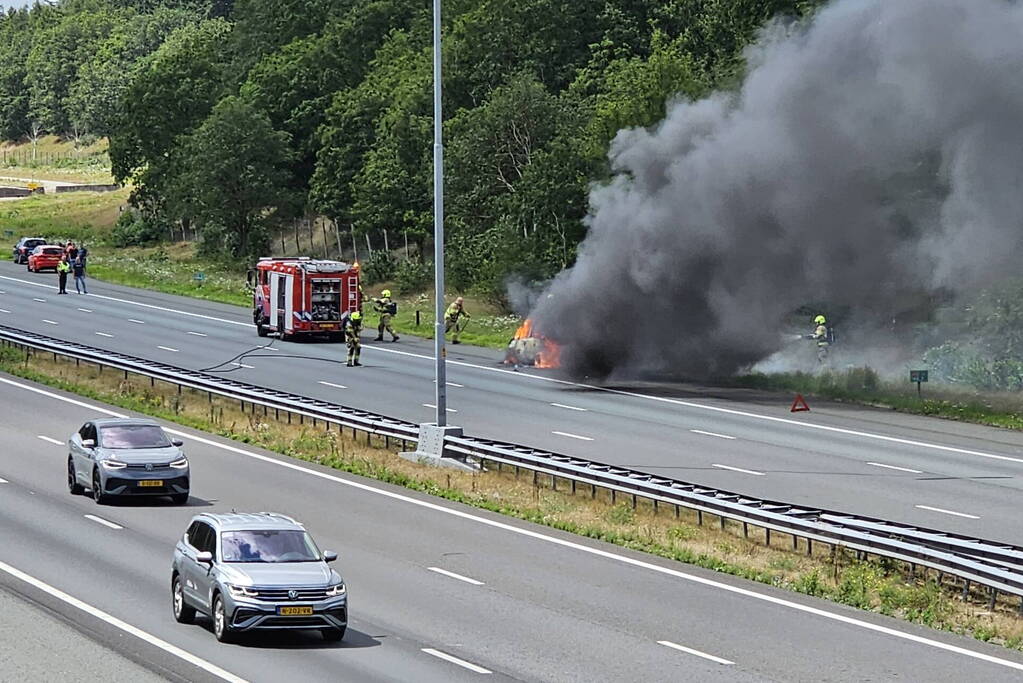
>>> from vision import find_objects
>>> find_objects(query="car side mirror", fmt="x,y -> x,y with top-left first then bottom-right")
323,551 -> 338,563
196,551 -> 213,564
82,439 -> 95,449
171,439 -> 184,447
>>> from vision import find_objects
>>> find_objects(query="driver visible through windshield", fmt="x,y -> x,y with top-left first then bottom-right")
221,530 -> 321,563
99,424 -> 172,449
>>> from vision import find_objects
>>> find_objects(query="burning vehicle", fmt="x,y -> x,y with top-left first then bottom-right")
504,319 -> 561,368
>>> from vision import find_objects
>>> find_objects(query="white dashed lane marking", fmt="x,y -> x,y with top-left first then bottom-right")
915,505 -> 979,520
84,514 -> 123,530
157,346 -> 179,353
712,463 -> 765,476
427,567 -> 485,586
658,641 -> 734,665
423,403 -> 457,413
551,403 -> 588,412
36,436 -> 63,446
187,331 -> 207,337
95,332 -> 114,338
128,319 -> 145,324
32,297 -> 46,303
690,429 -> 736,440
867,462 -> 923,474
77,308 -> 92,313
552,431 -> 594,441
421,648 -> 492,674
318,381 -> 347,389
42,319 -> 58,325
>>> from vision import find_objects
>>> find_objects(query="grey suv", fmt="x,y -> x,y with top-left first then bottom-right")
171,512 -> 347,643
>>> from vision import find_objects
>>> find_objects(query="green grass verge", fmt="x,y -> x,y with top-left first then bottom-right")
733,369 -> 1023,430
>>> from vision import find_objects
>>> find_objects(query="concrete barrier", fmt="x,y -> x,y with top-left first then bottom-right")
0,186 -> 31,198
54,183 -> 120,193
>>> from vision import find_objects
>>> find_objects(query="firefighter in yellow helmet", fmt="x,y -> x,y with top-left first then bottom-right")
345,311 -> 363,367
811,314 -> 829,363
372,289 -> 399,342
445,296 -> 470,344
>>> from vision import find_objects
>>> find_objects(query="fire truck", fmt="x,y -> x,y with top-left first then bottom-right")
248,257 -> 361,341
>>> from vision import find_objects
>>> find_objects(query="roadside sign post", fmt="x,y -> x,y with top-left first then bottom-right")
910,370 -> 928,398
193,272 -> 206,288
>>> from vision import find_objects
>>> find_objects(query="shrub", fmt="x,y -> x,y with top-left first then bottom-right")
394,258 -> 432,292
362,250 -> 395,284
111,212 -> 166,246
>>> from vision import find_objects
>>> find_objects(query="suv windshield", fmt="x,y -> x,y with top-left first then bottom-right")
221,530 -> 321,563
99,425 -> 171,449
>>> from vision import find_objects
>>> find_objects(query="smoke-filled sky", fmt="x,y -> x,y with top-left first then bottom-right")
530,0 -> 1023,380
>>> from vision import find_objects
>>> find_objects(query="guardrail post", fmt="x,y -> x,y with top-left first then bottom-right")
765,528 -> 771,546
962,579 -> 970,601
792,534 -> 798,550
590,483 -> 596,499
719,515 -> 725,531
989,588 -> 997,610
673,505 -> 679,519
631,494 -> 637,510
697,510 -> 702,525
806,539 -> 812,556
742,522 -> 748,539
571,479 -> 576,495
551,474 -> 557,491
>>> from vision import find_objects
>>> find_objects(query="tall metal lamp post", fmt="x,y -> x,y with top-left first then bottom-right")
432,0 -> 447,427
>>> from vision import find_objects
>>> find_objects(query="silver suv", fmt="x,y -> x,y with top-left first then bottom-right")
171,512 -> 347,643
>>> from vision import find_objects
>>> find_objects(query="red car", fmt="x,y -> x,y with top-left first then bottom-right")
27,245 -> 65,272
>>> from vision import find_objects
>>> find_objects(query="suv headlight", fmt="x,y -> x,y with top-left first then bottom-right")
326,582 -> 346,597
100,459 -> 126,470
228,584 -> 258,598
170,457 -> 188,469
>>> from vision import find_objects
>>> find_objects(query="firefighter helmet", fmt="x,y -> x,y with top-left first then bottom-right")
351,311 -> 362,321
381,289 -> 391,298
814,315 -> 826,324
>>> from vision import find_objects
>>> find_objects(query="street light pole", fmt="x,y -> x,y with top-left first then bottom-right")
432,0 -> 447,427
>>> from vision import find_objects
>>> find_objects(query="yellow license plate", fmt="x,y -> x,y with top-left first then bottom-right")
319,324 -> 337,329
278,606 -> 314,616
138,480 -> 163,487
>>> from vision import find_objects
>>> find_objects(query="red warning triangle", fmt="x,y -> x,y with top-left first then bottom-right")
790,394 -> 810,412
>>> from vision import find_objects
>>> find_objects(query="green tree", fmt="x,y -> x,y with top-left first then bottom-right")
171,96 -> 295,259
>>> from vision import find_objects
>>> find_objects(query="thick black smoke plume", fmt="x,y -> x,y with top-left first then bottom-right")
530,0 -> 1023,380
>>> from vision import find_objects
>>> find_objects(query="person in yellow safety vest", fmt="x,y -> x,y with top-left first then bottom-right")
445,296 -> 470,344
372,289 -> 399,342
345,311 -> 363,367
811,314 -> 829,363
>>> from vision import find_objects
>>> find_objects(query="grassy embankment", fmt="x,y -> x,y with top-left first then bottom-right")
0,135 -> 114,184
1,342 -> 1021,650
0,175 -> 521,346
733,368 -> 1023,430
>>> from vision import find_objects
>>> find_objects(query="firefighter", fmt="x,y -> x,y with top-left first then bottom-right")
811,314 -> 829,363
345,311 -> 363,367
372,289 -> 399,342
444,296 -> 470,344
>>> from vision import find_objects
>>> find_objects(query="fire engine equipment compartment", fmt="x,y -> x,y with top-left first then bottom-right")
250,257 -> 361,341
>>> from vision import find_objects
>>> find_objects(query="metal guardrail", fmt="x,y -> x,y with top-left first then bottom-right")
3,323 -> 1023,609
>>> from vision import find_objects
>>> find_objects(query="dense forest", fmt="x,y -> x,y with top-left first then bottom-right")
0,0 -> 824,296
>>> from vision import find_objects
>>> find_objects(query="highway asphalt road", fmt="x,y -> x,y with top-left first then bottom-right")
3,373 -> 1023,681
2,261 -> 1023,545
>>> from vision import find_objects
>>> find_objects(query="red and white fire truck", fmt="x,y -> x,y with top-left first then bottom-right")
249,257 -> 361,341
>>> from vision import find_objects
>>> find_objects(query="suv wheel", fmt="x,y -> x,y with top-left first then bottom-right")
172,575 -> 196,624
68,458 -> 83,495
92,469 -> 108,504
213,595 -> 234,643
321,627 -> 345,642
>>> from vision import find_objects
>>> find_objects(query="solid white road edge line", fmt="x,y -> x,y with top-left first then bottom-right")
691,429 -> 736,440
4,268 -> 1021,467
3,375 -> 1023,673
552,431 -> 593,441
428,567 -> 485,586
867,462 -> 923,474
657,640 -> 734,665
915,505 -> 980,520
711,463 -> 765,476
421,648 -> 492,674
0,559 -> 246,683
84,514 -> 123,530
551,403 -> 588,412
318,381 -> 347,389
36,435 -> 62,445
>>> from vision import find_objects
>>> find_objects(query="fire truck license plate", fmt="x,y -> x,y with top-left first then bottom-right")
319,324 -> 337,329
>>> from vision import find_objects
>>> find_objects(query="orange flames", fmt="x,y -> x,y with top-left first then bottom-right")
508,318 -> 561,368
